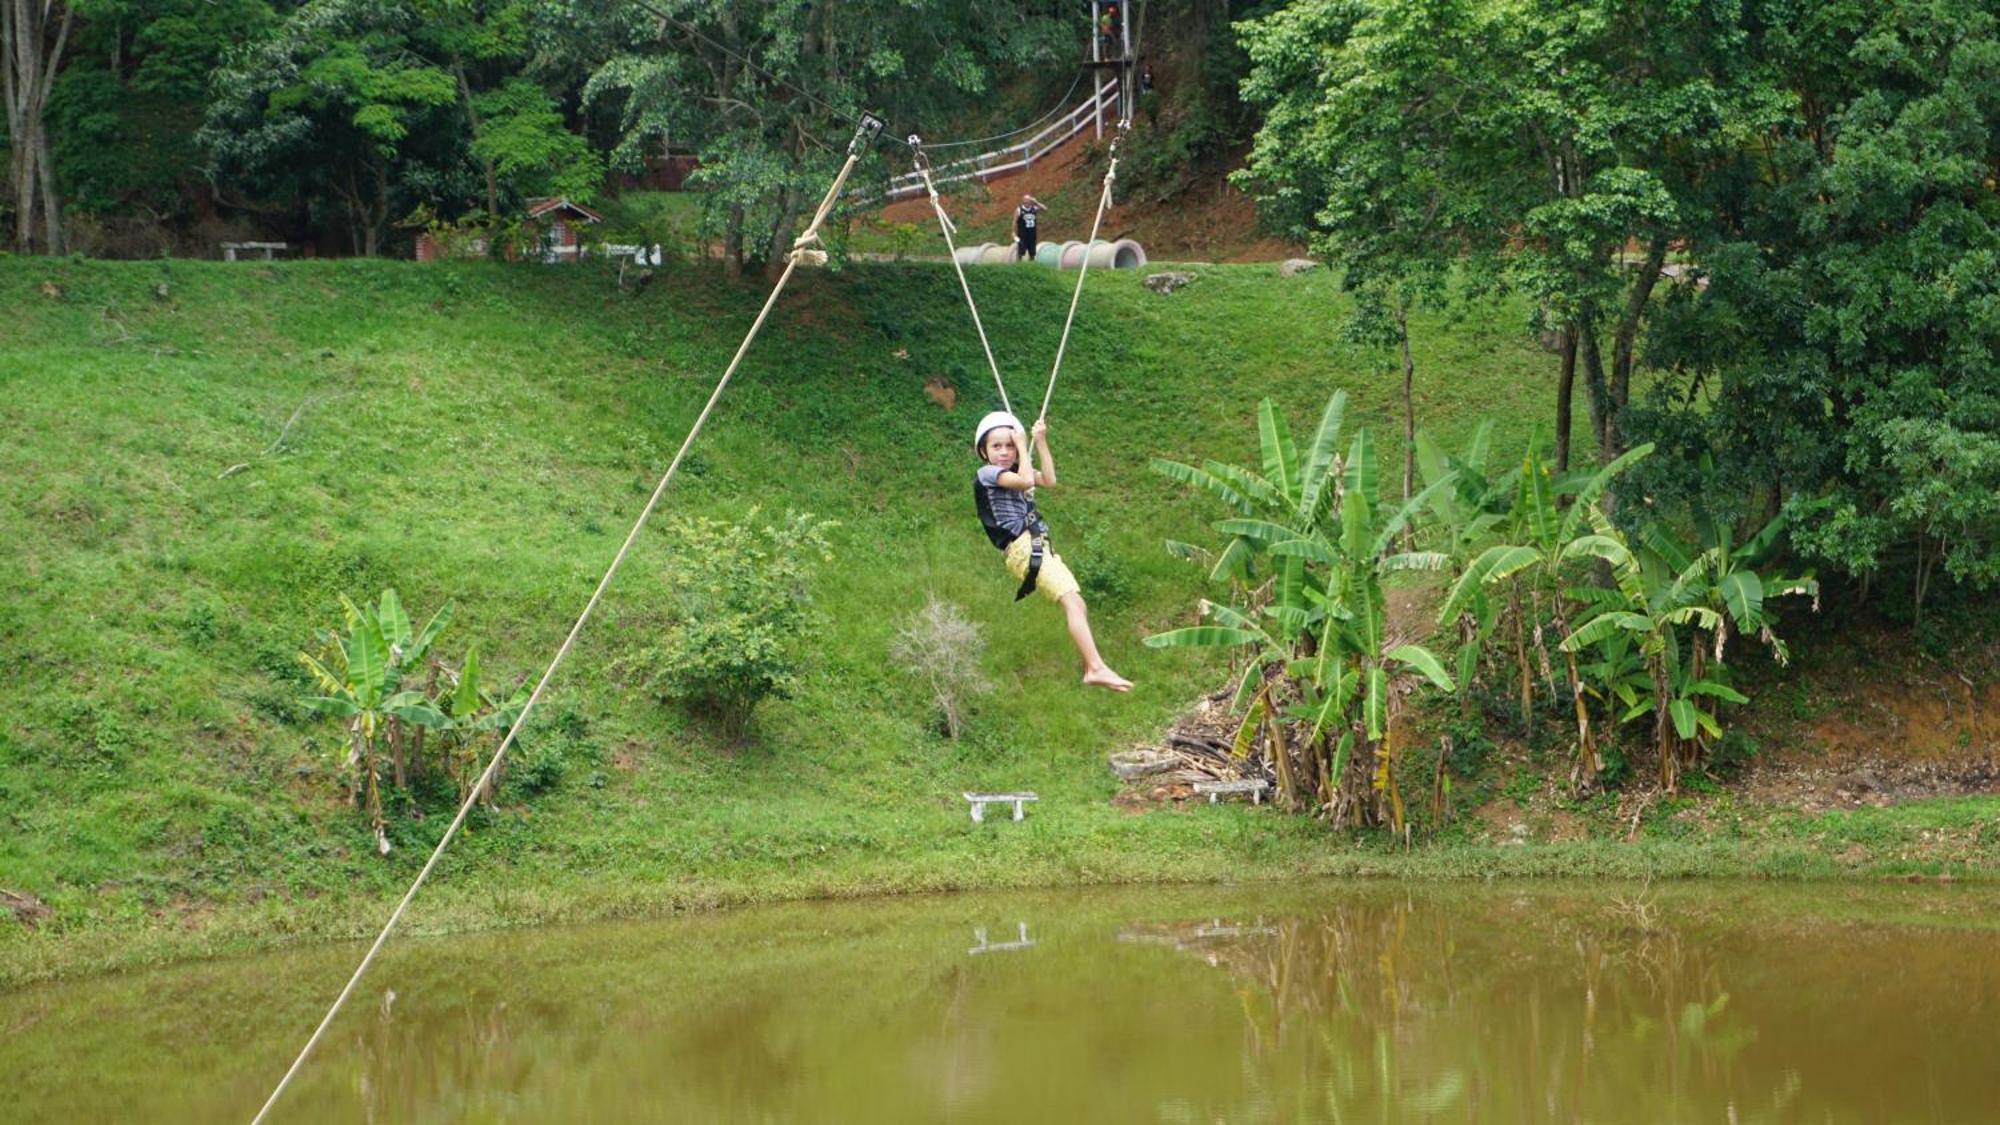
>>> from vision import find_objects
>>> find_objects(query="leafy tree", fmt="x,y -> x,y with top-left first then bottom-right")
1236,0 -> 1785,474
1634,0 -> 2000,619
585,0 -> 1067,277
45,0 -> 277,229
1237,0 -> 1487,502
416,0 -> 602,219
202,0 -> 463,255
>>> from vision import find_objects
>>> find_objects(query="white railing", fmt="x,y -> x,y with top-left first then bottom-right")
878,78 -> 1120,202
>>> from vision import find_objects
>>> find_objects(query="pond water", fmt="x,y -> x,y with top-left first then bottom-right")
4,881 -> 1997,1123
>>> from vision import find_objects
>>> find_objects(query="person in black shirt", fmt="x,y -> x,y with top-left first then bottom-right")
1013,195 -> 1044,262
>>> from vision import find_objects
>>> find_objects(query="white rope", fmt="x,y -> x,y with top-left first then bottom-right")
1025,128 -> 1125,470
910,124 -> 1126,475
250,140 -> 870,1125
914,150 -> 1013,420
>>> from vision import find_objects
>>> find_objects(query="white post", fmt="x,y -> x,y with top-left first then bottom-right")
1091,0 -> 1103,140
1121,3 -> 1135,121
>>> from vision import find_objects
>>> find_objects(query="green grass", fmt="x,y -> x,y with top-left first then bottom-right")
1,257 -> 1993,987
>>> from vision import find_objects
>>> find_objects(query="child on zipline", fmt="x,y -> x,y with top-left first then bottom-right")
972,411 -> 1133,692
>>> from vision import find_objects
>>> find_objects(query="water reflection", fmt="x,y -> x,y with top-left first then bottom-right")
968,922 -> 1035,955
1114,889 -> 1993,1123
3,882 -> 1995,1123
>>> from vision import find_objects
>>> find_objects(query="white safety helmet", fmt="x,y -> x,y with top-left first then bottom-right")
974,410 -> 1025,453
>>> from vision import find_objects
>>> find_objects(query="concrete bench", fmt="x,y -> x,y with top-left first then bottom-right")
964,791 -> 1038,823
1192,778 -> 1271,805
221,241 -> 289,261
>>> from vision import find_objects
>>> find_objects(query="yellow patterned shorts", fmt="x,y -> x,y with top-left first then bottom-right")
1003,532 -> 1080,604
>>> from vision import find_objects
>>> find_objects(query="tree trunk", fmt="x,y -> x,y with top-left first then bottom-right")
35,120 -> 61,252
1609,234 -> 1669,445
388,718 -> 407,789
1511,584 -> 1533,731
723,202 -> 743,278
1397,300 -> 1416,505
1652,654 -> 1673,793
365,159 -> 389,257
3,0 -> 74,254
763,181 -> 800,278
1575,306 -> 1612,466
1554,326 -> 1578,473
455,59 -> 500,218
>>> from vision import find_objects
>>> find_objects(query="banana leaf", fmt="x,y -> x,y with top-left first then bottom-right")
1258,399 -> 1300,508
1298,390 -> 1349,524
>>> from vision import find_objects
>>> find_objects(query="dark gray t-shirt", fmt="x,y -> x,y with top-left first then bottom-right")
976,464 -> 1047,544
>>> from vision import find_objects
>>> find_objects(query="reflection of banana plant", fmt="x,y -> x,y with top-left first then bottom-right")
1149,392 -> 1456,829
299,590 -> 452,854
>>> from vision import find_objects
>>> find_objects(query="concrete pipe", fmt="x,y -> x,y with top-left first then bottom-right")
1048,239 -> 1148,269
1086,239 -> 1148,269
952,243 -> 993,266
975,243 -> 1017,265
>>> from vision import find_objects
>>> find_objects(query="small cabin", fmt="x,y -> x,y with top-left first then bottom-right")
524,197 -> 603,262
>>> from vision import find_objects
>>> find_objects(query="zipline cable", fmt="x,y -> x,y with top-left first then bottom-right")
248,112 -> 885,1125
911,121 -> 1126,479
920,70 -> 1087,151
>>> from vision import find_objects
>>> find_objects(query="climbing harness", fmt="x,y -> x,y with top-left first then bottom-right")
250,112 -> 885,1125
1017,535 -> 1048,601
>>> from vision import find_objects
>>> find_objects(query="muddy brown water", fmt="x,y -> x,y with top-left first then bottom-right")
4,881 -> 1997,1123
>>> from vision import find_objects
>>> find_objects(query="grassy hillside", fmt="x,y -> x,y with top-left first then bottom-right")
2,257 -> 1991,986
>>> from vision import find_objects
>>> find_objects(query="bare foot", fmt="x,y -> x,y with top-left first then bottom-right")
1083,667 -> 1133,692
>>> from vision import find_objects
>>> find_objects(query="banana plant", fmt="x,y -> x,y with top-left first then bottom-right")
299,590 -> 453,854
1615,509 -> 1819,783
1559,508 -> 1728,792
432,644 -> 534,806
1434,440 -> 1656,791
1150,392 -> 1456,830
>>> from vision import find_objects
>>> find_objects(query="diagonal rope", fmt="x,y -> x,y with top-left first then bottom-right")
912,143 -> 1012,419
249,118 -> 881,1125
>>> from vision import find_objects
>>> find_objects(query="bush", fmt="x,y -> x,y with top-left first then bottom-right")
623,510 -> 836,737
889,595 -> 991,739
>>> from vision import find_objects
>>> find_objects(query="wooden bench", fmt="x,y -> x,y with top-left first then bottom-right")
963,791 -> 1038,823
1192,778 -> 1271,805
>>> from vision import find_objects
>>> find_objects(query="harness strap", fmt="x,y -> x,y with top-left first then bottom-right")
1015,535 -> 1046,601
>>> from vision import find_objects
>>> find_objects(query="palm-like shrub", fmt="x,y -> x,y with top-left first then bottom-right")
1148,392 -> 1456,831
